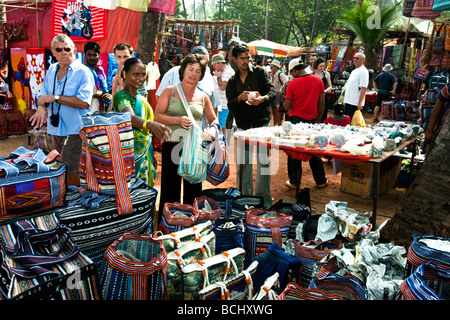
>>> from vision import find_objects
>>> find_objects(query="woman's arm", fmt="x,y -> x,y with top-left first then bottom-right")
154,86 -> 192,129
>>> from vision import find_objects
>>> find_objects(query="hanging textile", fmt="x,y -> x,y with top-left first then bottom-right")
52,0 -> 107,42
10,48 -> 29,112
84,0 -> 119,9
25,48 -> 45,110
120,0 -> 151,12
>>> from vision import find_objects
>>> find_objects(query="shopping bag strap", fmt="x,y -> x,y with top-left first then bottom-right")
175,83 -> 202,131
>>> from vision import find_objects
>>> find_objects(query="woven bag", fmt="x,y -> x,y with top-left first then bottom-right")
193,196 -> 222,222
159,202 -> 199,234
100,231 -> 168,300
309,273 -> 369,300
205,123 -> 230,186
279,282 -> 342,300
79,111 -> 135,215
412,0 -> 442,19
6,110 -> 25,135
212,215 -> 245,254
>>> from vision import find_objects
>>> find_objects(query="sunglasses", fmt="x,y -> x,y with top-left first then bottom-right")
54,47 -> 72,53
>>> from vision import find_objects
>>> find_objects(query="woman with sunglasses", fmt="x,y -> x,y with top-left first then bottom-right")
113,57 -> 171,187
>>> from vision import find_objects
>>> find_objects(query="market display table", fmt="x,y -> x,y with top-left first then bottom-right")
235,135 -> 419,228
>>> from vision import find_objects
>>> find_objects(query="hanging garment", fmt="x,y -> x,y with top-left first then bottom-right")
84,0 -> 119,10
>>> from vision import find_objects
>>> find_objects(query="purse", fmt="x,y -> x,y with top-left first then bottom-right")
179,247 -> 246,300
0,147 -> 66,220
196,260 -> 258,300
159,202 -> 199,234
56,179 -> 156,252
79,111 -> 135,215
413,65 -> 431,81
0,212 -> 100,300
205,122 -> 230,186
176,83 -> 208,184
100,231 -> 168,300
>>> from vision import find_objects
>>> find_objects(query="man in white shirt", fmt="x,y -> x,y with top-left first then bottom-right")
211,53 -> 235,136
305,53 -> 317,74
269,59 -> 288,126
343,52 -> 369,120
155,46 -> 221,128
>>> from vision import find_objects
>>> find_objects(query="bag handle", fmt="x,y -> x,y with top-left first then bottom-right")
175,83 -> 202,131
242,269 -> 255,300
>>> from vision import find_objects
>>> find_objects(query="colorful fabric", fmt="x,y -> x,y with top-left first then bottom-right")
100,231 -> 168,300
160,202 -> 199,234
79,111 -> 135,215
26,48 -> 46,110
113,90 -> 156,186
0,147 -> 66,220
147,0 -> 177,14
88,65 -> 110,112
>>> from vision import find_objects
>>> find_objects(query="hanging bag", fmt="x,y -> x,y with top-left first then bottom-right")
206,122 -> 230,186
432,23 -> 446,52
413,64 -> 431,81
175,83 -> 208,184
79,111 -> 135,215
412,0 -> 442,19
432,0 -> 450,11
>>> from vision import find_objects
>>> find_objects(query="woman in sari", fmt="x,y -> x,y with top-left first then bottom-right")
113,57 -> 171,186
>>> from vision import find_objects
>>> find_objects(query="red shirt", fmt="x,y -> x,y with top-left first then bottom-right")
324,115 -> 351,127
285,74 -> 324,120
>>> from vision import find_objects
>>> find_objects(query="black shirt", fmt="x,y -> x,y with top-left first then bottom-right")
226,65 -> 276,130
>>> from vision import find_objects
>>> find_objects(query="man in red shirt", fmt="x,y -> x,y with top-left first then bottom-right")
283,58 -> 328,189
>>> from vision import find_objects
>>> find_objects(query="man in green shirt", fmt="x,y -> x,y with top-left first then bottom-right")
226,43 -> 277,208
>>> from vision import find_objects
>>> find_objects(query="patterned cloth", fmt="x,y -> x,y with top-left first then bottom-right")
113,90 -> 156,186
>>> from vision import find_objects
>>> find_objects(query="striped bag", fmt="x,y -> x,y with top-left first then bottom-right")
293,238 -> 343,288
152,220 -> 212,253
193,196 -> 222,222
309,273 -> 369,300
100,231 -> 168,300
0,212 -> 100,300
279,282 -> 343,300
0,147 -> 66,220
245,208 -> 293,263
176,83 -> 208,184
79,111 -> 135,215
196,261 -> 258,300
398,261 -> 450,300
166,231 -> 216,299
205,122 -> 230,186
159,202 -> 199,234
231,195 -> 265,219
56,179 -> 156,252
212,215 -> 245,254
201,187 -> 241,217
412,0 -> 442,19
405,233 -> 450,277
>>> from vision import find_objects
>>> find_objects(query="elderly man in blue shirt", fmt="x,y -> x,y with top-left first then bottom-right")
30,34 -> 94,187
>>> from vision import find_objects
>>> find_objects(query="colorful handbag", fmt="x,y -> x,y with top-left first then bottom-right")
433,0 -> 450,10
279,282 -> 342,300
56,179 -> 156,252
79,111 -> 135,215
176,83 -> 208,184
196,260 -> 258,300
412,0 -> 442,19
398,261 -> 450,300
245,208 -> 293,263
405,233 -> 450,277
179,247 -> 246,300
0,147 -> 66,220
30,127 -> 55,153
166,231 -> 216,299
0,212 -> 100,300
212,215 -> 245,254
413,65 -> 431,81
6,111 -> 25,136
293,238 -> 343,288
152,220 -> 212,253
193,196 -> 222,222
159,202 -> 199,234
269,200 -> 311,239
309,273 -> 369,300
99,231 -> 168,300
205,123 -> 230,186
201,187 -> 241,217
231,195 -> 265,219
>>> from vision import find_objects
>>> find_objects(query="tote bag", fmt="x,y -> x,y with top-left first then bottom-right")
79,111 -> 135,215
176,83 -> 208,184
412,0 -> 442,19
205,123 -> 230,186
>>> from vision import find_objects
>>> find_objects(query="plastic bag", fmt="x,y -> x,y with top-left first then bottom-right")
351,110 -> 366,127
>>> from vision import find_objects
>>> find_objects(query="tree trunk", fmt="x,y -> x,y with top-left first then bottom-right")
136,10 -> 162,65
382,116 -> 450,247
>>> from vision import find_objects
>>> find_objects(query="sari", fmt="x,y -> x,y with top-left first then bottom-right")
113,90 -> 156,186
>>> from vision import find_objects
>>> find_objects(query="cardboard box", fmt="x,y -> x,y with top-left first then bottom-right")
340,158 -> 395,199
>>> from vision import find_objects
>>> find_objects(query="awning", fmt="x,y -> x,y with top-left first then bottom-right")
247,39 -> 291,57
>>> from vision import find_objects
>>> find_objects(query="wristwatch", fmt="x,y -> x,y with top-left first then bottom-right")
54,95 -> 60,102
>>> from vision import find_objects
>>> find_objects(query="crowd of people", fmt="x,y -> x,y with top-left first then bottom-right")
30,34 -> 447,215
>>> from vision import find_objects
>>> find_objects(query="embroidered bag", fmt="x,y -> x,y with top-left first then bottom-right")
412,0 -> 442,19
269,200 -> 311,239
159,202 -> 199,234
79,111 -> 135,215
0,212 -> 100,300
100,231 -> 168,300
413,65 -> 431,81
6,111 -> 25,136
179,247 -> 246,300
196,260 -> 258,300
56,179 -> 156,252
201,187 -> 241,217
0,147 -> 66,220
245,208 -> 293,263
30,127 -> 55,153
176,83 -> 208,184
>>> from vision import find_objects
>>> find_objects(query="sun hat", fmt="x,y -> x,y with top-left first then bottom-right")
383,63 -> 393,72
270,60 -> 281,68
211,54 -> 226,65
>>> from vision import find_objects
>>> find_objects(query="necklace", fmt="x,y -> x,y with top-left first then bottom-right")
124,86 -> 137,100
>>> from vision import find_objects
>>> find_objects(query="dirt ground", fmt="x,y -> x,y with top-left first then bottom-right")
0,110 -> 408,229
